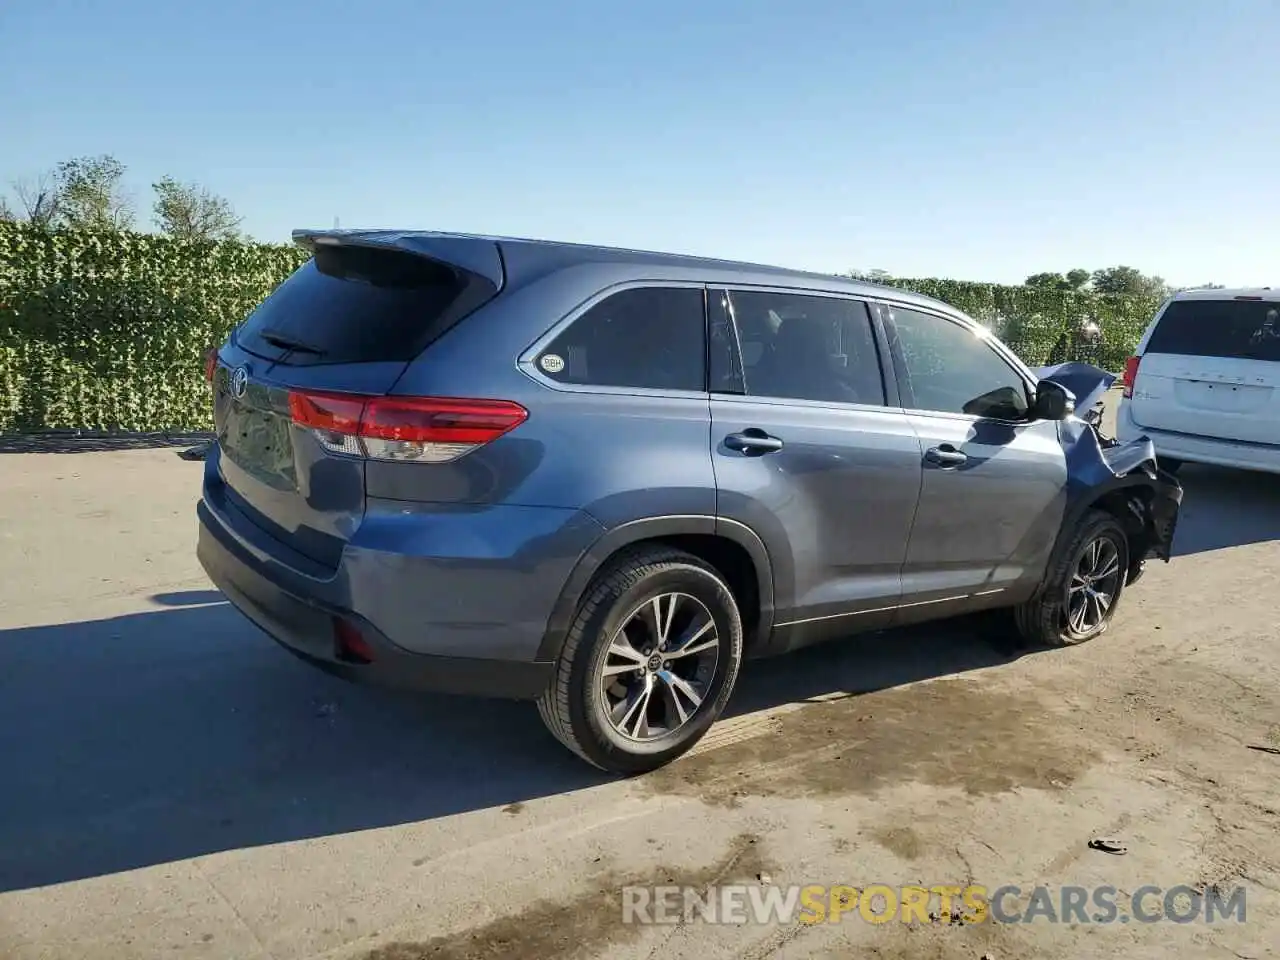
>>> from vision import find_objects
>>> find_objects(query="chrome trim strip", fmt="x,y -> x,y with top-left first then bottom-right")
776,603 -> 901,627
775,587 -> 1006,628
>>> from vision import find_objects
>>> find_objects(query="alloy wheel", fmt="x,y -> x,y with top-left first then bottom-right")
1066,535 -> 1123,635
598,592 -> 720,741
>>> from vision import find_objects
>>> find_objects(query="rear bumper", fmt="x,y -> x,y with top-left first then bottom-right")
1116,401 -> 1280,475
197,496 -> 556,700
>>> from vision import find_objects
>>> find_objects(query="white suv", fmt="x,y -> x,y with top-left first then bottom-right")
1117,288 -> 1280,475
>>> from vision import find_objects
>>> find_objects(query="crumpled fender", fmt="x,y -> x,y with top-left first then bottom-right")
1038,410 -> 1183,595
1099,438 -> 1182,563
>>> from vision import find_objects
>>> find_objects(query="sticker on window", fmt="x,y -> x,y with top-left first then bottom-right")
540,353 -> 566,374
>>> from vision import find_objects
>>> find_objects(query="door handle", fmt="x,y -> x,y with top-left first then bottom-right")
725,429 -> 784,456
924,444 -> 967,468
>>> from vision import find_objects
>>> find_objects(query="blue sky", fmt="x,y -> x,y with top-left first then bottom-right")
3,0 -> 1277,286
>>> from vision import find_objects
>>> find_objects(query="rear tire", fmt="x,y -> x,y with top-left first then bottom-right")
536,546 -> 743,774
1014,510 -> 1129,648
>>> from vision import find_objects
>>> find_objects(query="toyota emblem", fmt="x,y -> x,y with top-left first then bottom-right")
230,365 -> 250,399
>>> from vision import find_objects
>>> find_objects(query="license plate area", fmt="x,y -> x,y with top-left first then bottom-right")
220,399 -> 297,492
1173,378 -> 1272,415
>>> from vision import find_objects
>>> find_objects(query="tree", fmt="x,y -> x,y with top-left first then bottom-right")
1025,272 -> 1068,290
849,268 -> 893,283
152,176 -> 242,240
10,173 -> 63,228
1091,265 -> 1168,299
1025,270 -> 1091,292
1064,269 -> 1091,291
54,154 -> 134,230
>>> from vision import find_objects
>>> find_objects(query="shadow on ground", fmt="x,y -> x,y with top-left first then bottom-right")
0,433 -> 213,454
0,598 -> 1019,894
1,463 -> 1270,893
1170,463 -> 1280,556
147,589 -> 225,607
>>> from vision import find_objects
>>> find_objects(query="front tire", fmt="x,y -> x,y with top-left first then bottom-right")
536,546 -> 744,774
1014,510 -> 1129,647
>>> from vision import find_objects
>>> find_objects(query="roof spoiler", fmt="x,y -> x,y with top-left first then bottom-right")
291,229 -> 506,291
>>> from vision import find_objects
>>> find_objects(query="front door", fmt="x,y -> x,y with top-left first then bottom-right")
878,304 -> 1068,622
708,288 -> 923,652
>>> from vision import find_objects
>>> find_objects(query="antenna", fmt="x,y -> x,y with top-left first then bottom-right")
333,216 -> 340,229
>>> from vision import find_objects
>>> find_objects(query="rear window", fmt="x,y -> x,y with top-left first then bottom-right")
235,244 -> 490,365
1146,299 -> 1280,362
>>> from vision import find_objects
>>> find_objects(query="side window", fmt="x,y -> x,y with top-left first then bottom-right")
724,290 -> 885,406
708,288 -> 745,394
536,286 -> 706,392
886,307 -> 1030,419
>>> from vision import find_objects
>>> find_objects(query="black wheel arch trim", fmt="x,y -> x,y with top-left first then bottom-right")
536,514 -> 775,662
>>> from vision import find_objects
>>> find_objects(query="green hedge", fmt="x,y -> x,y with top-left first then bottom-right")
0,224 -> 307,433
871,277 -> 1161,375
0,223 -> 1162,434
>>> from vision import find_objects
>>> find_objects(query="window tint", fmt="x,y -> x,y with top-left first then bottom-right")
1146,299 -> 1280,361
887,307 -> 1029,419
236,245 -> 488,365
724,291 -> 885,405
536,286 -> 706,391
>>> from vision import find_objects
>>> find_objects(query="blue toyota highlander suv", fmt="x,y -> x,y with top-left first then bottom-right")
197,230 -> 1182,773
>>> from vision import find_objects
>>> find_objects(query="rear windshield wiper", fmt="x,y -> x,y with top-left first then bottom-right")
257,329 -> 327,356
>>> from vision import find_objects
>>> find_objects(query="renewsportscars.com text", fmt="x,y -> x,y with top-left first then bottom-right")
621,883 -> 1247,926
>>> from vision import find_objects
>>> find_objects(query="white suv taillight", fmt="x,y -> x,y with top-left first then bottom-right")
1121,355 -> 1141,399
288,391 -> 528,463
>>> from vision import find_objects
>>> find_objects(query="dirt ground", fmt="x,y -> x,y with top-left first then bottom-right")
2,404 -> 1278,959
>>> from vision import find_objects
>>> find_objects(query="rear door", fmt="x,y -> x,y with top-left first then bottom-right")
709,287 -> 923,651
513,282 -> 717,523
211,237 -> 501,569
1131,295 -> 1280,445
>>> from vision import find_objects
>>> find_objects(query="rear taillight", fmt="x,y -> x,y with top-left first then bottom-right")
288,390 -> 528,463
287,391 -> 365,456
333,617 -> 375,663
204,347 -> 218,383
1121,355 -> 1141,399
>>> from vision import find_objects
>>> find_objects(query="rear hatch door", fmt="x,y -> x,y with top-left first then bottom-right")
212,234 -> 502,570
1131,295 -> 1280,446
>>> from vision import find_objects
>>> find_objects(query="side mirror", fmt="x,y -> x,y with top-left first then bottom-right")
1033,379 -> 1076,421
